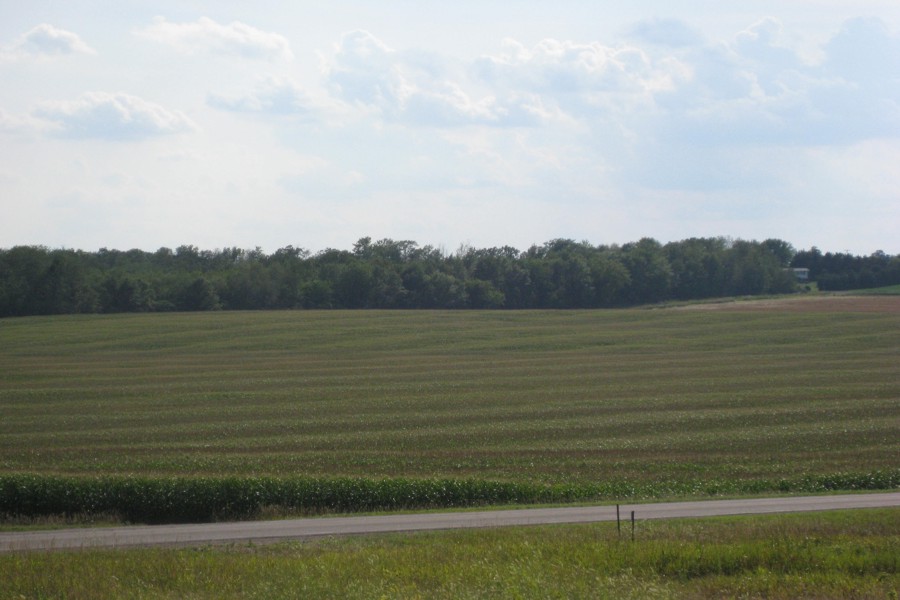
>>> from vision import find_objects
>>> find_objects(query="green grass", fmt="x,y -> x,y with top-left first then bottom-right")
855,284 -> 900,295
2,509 -> 897,599
1,309 -> 898,520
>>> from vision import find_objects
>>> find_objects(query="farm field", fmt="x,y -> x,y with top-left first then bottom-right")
1,296 -> 899,519
2,509 -> 898,599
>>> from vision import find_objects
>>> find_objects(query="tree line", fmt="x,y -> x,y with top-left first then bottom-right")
1,237 -> 897,317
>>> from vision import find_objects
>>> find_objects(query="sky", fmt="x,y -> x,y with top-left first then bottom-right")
1,1 -> 899,255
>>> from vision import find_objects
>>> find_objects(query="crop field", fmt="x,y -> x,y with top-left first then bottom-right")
1,296 -> 899,519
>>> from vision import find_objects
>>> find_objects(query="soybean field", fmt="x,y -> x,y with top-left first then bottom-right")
1,297 -> 898,519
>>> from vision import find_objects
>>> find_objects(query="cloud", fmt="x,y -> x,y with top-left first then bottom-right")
325,31 -> 683,128
0,107 -> 32,133
404,87 -> 551,127
471,38 -> 691,131
326,30 -> 548,127
474,38 -> 683,95
321,18 -> 900,146
519,16 -> 899,198
208,76 -> 313,115
469,37 -> 691,131
650,16 -> 900,149
735,18 -> 803,69
398,81 -> 498,124
326,30 -> 405,108
808,17 -> 900,142
319,20 -> 894,185
0,106 -> 57,136
3,23 -> 94,59
33,92 -> 197,140
137,16 -> 293,61
821,17 -> 900,88
627,18 -> 703,48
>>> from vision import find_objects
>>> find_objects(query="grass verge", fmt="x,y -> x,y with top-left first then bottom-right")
854,284 -> 900,295
2,509 -> 897,599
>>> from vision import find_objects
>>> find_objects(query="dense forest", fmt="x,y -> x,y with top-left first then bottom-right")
1,237 -> 898,317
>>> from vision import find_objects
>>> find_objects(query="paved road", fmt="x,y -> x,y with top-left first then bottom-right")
2,492 -> 898,553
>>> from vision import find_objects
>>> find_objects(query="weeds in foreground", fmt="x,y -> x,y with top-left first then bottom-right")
2,509 -> 898,599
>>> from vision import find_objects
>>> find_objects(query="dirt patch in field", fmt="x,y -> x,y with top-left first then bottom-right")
673,295 -> 900,313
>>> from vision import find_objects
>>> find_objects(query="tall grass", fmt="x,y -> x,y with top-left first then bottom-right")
2,509 -> 898,599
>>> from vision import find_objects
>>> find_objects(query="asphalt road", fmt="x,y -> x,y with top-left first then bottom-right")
2,492 -> 898,553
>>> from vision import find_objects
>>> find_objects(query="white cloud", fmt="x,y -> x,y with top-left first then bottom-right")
822,17 -> 900,87
627,18 -> 704,48
33,92 -> 197,141
471,37 -> 690,129
736,17 -> 784,48
137,16 -> 293,61
805,17 -> 900,142
474,38 -> 676,94
0,107 -> 35,134
644,16 -> 900,150
326,30 -> 548,127
400,81 -> 497,124
0,108 -> 16,132
409,89 -> 553,127
3,6 -> 898,256
331,30 -> 395,74
319,18 -> 900,194
315,20 -> 900,202
0,106 -> 55,136
208,76 -> 313,115
326,30 -> 405,108
2,23 -> 94,59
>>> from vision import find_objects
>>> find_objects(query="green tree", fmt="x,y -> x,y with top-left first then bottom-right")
588,253 -> 631,306
101,275 -> 154,313
425,272 -> 466,308
665,238 -> 728,300
220,261 -> 277,309
762,239 -> 795,267
337,261 -> 375,308
725,240 -> 795,295
621,238 -> 672,304
465,279 -> 505,308
178,277 -> 220,311
299,279 -> 333,308
0,246 -> 51,316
